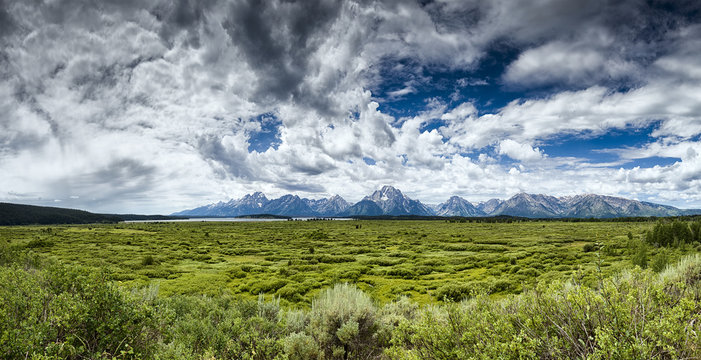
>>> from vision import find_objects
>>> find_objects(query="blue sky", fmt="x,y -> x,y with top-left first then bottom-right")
2,0 -> 701,213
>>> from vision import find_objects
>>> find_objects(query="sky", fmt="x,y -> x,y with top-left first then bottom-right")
2,0 -> 701,214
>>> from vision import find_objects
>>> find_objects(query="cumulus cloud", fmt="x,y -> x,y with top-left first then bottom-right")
503,38 -> 637,88
2,0 -> 701,212
497,139 -> 545,162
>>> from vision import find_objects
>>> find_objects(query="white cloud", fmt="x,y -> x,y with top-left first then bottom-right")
503,38 -> 636,87
386,85 -> 417,99
497,139 -> 545,162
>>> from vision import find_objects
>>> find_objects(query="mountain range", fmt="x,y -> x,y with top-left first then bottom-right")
173,186 -> 701,218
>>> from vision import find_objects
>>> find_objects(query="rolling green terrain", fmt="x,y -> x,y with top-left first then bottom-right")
2,219 -> 694,305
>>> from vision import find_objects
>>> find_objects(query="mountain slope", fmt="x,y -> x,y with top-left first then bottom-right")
485,193 -> 698,218
490,193 -> 564,218
358,185 -> 434,216
435,196 -> 485,217
262,195 -> 317,217
340,200 -> 384,216
305,195 -> 350,216
561,195 -> 622,218
173,192 -> 269,217
477,199 -> 504,214
562,194 -> 688,218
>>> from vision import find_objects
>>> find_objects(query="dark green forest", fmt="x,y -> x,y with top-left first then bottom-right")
0,203 -> 181,226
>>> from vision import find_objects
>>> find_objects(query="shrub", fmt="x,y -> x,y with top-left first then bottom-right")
362,257 -> 404,266
141,255 -> 155,266
249,279 -> 288,295
0,261 -> 160,359
25,238 -> 53,248
434,283 -> 473,302
284,332 -> 320,360
306,230 -> 329,240
225,266 -> 247,279
651,249 -> 669,273
583,243 -> 597,252
631,240 -> 648,269
389,259 -> 701,359
384,267 -> 417,279
276,283 -> 308,302
158,294 -> 284,359
308,283 -> 380,359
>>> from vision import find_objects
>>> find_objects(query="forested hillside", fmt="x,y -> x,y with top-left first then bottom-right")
0,202 -> 119,225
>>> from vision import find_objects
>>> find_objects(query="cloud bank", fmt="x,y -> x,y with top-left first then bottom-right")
1,0 -> 701,213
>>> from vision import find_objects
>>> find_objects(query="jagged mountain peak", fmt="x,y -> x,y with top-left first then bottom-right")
364,186 -> 399,203
380,185 -> 400,192
278,194 -> 300,200
435,196 -> 484,217
238,192 -> 268,205
366,185 -> 404,201
172,190 -> 699,218
241,191 -> 266,199
330,194 -> 344,200
357,186 -> 433,216
308,194 -> 350,216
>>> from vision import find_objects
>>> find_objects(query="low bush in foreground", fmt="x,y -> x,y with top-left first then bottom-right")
0,246 -> 161,359
1,242 -> 701,359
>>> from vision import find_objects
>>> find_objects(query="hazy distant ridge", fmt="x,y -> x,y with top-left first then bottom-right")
173,186 -> 701,218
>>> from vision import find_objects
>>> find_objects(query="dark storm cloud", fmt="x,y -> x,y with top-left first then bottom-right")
0,0 -> 15,39
495,0 -> 701,89
152,0 -> 217,48
222,0 -> 342,109
88,158 -> 157,189
47,158 -> 160,211
289,159 -> 337,176
277,181 -> 326,193
36,158 -> 160,209
598,0 -> 701,52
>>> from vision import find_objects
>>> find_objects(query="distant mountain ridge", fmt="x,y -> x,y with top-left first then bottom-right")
173,192 -> 351,217
173,187 -> 701,218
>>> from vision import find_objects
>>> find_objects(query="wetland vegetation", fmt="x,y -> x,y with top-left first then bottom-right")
2,219 -> 701,358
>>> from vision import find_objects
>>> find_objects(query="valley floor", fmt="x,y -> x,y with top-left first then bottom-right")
1,220 -> 700,358
3,220 -> 691,304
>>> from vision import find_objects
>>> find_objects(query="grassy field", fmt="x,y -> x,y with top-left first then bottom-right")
3,219 -> 701,359
2,219 -> 693,306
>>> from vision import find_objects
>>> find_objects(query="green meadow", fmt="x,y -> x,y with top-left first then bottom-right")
3,219 -> 693,305
3,219 -> 701,359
